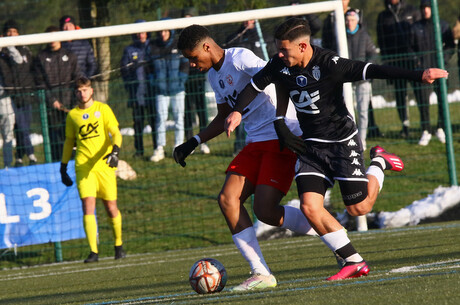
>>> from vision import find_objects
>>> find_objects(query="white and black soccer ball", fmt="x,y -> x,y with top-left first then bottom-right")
189,258 -> 227,294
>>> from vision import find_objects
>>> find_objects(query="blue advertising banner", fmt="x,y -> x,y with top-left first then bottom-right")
0,161 -> 85,249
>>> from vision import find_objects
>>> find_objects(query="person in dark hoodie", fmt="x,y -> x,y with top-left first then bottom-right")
345,9 -> 378,150
1,20 -> 38,166
149,19 -> 189,162
60,15 -> 97,78
120,20 -> 157,159
34,25 -> 80,162
377,0 -> 421,138
409,0 -> 455,146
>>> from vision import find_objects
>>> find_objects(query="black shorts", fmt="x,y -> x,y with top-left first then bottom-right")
295,132 -> 369,206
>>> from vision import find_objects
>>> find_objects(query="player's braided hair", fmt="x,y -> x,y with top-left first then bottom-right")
178,24 -> 211,51
274,17 -> 311,41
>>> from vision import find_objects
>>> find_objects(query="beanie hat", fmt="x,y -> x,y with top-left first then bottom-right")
420,0 -> 431,7
3,19 -> 19,35
59,15 -> 76,30
345,9 -> 360,22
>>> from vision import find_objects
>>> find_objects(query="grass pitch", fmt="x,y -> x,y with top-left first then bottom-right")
1,221 -> 460,304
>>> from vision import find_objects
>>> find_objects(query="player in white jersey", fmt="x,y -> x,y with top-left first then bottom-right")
176,24 -> 317,291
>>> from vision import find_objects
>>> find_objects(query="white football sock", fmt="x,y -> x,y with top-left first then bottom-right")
232,226 -> 271,276
367,165 -> 385,191
320,229 -> 363,263
281,205 -> 318,236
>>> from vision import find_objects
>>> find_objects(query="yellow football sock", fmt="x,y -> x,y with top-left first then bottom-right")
110,210 -> 123,247
83,214 -> 98,254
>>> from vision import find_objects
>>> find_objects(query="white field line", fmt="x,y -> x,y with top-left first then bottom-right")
1,223 -> 459,282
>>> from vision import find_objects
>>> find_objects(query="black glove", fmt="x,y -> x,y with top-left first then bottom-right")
173,137 -> 199,167
60,163 -> 73,187
103,144 -> 120,168
273,118 -> 307,155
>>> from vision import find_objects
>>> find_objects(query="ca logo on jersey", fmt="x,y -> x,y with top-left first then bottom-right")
79,121 -> 100,139
296,75 -> 308,87
290,90 -> 320,114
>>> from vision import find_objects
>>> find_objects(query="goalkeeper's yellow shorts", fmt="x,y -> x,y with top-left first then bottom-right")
76,169 -> 117,201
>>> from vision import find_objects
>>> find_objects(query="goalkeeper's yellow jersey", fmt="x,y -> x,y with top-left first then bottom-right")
62,101 -> 122,172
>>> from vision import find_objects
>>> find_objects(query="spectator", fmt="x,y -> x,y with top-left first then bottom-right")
322,0 -> 350,52
34,25 -> 80,162
149,19 -> 189,162
120,20 -> 157,159
345,8 -> 378,150
409,0 -> 455,146
1,20 -> 38,166
0,51 -> 14,168
59,15 -> 97,78
377,0 -> 421,138
182,8 -> 210,155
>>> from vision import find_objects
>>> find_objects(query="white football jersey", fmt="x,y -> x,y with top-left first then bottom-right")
208,48 -> 301,144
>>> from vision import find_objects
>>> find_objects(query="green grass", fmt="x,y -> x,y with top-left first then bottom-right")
1,89 -> 460,268
1,221 -> 460,304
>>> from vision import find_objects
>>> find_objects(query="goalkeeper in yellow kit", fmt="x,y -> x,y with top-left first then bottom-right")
60,76 -> 125,263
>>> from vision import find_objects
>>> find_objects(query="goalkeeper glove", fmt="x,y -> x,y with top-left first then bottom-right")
60,163 -> 73,187
103,144 -> 120,168
173,137 -> 199,167
273,117 -> 307,155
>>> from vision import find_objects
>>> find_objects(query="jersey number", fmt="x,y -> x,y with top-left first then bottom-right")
290,90 -> 320,114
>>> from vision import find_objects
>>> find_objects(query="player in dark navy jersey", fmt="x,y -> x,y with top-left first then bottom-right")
225,17 -> 448,281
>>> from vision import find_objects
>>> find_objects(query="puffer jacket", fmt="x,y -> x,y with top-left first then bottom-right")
149,28 -> 188,96
120,32 -> 151,107
61,39 -> 97,78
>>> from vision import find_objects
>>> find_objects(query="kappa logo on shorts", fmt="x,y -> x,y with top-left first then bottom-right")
349,150 -> 359,157
347,139 -> 357,146
352,168 -> 364,176
351,158 -> 361,166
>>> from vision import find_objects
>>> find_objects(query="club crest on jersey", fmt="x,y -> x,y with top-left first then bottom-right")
226,74 -> 233,86
82,113 -> 89,120
219,79 -> 225,89
332,56 -> 339,64
94,111 -> 101,118
62,55 -> 69,62
312,66 -> 320,80
296,75 -> 308,87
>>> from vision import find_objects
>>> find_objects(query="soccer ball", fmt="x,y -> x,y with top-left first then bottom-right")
189,258 -> 227,294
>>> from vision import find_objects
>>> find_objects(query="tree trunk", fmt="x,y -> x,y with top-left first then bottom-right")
93,0 -> 111,103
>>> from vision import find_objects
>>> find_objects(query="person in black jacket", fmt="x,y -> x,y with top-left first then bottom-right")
409,0 -> 456,146
377,0 -> 421,138
2,20 -> 38,166
34,25 -> 80,162
59,15 -> 97,79
345,9 -> 378,150
322,0 -> 350,52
